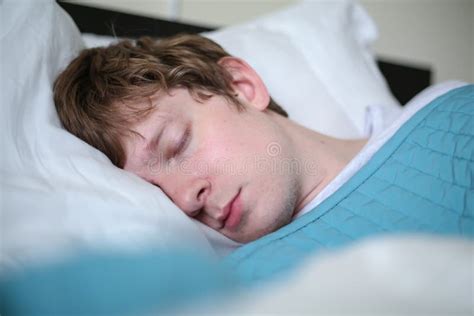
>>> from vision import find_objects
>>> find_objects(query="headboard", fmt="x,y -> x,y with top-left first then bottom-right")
57,1 -> 431,105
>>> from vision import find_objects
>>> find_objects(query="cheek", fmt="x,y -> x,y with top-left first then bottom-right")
191,113 -> 281,180
192,122 -> 246,162
190,137 -> 242,179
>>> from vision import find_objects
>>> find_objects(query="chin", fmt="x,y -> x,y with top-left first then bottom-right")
232,232 -> 264,244
232,218 -> 291,243
229,189 -> 297,243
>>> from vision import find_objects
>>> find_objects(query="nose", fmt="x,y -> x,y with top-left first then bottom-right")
166,178 -> 211,218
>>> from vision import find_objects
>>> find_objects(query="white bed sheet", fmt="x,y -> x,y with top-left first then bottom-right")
178,235 -> 473,315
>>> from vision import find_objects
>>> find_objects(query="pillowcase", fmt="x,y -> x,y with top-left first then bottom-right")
204,0 -> 401,138
1,0 -> 219,270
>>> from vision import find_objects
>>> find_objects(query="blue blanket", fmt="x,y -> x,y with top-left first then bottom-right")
223,85 -> 474,284
0,249 -> 238,315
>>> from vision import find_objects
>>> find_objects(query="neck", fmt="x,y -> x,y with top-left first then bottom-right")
270,112 -> 368,216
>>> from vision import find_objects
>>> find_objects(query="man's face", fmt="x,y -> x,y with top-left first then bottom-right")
123,89 -> 300,243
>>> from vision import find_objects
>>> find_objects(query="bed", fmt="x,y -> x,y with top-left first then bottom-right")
1,1 -> 472,315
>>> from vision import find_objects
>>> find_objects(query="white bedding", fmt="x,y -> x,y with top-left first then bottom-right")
0,0 -> 217,269
177,235 -> 473,315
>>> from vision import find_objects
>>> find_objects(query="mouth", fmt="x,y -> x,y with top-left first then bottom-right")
222,188 -> 242,230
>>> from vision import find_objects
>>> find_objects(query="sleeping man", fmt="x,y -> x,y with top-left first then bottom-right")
54,34 -> 473,248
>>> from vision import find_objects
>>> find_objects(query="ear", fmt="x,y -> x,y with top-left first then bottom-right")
218,56 -> 270,111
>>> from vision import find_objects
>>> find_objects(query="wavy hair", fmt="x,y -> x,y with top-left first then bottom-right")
53,34 -> 288,167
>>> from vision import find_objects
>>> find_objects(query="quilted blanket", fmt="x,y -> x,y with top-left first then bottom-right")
224,85 -> 474,284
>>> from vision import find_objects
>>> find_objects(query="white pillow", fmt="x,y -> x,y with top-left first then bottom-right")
2,0 -> 401,269
0,0 -> 219,269
204,0 -> 401,138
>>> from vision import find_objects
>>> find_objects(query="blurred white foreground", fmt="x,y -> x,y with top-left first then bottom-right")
175,235 -> 473,315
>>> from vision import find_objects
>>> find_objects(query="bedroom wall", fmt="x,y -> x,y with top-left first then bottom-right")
360,0 -> 473,85
68,0 -> 473,84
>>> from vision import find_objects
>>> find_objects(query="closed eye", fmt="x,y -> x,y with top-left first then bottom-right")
170,124 -> 191,158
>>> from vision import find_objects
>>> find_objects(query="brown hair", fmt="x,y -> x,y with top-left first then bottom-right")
53,34 -> 288,168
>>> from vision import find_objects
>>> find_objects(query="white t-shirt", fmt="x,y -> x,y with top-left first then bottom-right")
296,81 -> 468,218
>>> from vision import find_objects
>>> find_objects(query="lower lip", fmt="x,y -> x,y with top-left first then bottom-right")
225,189 -> 243,230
